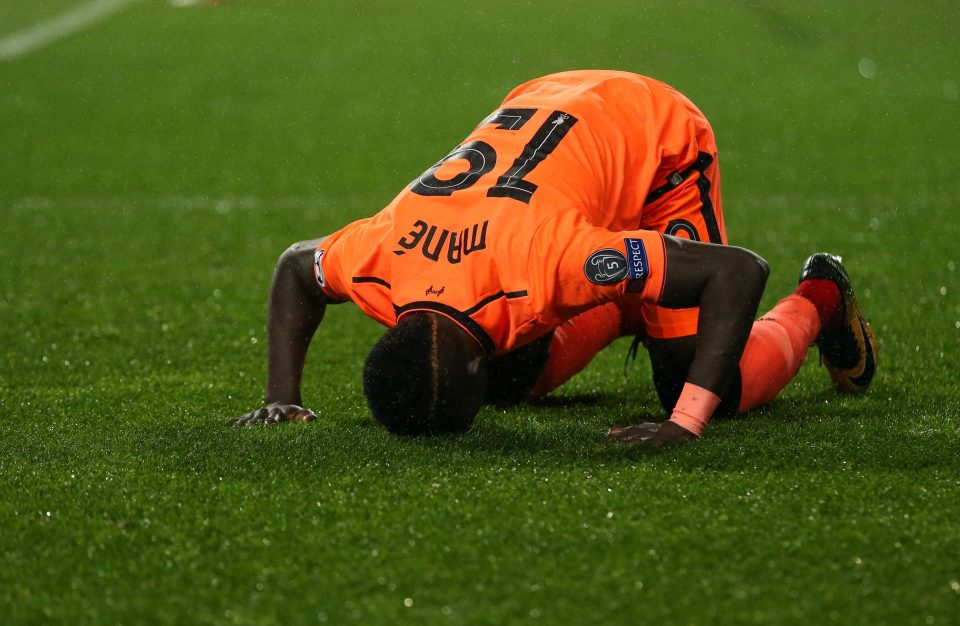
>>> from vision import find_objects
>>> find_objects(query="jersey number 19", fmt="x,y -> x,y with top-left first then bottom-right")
410,109 -> 578,204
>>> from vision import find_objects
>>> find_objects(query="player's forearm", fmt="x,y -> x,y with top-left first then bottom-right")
264,245 -> 327,405
656,239 -> 768,436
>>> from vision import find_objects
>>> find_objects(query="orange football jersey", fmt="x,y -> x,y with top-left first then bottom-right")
316,70 -> 724,353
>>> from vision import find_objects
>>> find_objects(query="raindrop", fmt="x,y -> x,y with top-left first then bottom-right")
943,80 -> 959,101
858,57 -> 877,79
403,598 -> 414,608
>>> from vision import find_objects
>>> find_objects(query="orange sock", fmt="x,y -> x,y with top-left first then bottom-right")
737,294 -> 821,412
528,302 -> 622,399
530,293 -> 823,409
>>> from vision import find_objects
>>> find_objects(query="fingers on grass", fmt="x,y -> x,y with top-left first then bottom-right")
228,406 -> 317,427
605,425 -> 657,444
229,412 -> 257,426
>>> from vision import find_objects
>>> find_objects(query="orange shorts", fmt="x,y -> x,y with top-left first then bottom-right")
635,147 -> 728,339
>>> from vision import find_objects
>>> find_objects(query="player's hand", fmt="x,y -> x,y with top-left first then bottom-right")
228,403 -> 317,426
605,420 -> 697,445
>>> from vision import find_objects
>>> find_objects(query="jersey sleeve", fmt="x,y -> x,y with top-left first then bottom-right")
312,228 -> 352,302
527,208 -> 667,326
312,218 -> 398,328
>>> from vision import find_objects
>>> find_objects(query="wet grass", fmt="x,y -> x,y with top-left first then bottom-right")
1,1 -> 959,624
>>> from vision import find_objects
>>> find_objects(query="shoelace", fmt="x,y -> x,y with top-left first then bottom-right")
624,334 -> 644,376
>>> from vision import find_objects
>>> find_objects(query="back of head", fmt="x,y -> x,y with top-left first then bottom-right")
363,312 -> 488,436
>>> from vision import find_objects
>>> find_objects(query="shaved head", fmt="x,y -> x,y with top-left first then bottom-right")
363,312 -> 488,435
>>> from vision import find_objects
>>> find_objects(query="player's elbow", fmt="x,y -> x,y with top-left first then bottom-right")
273,240 -> 325,298
739,248 -> 770,283
726,247 -> 769,295
276,240 -> 316,278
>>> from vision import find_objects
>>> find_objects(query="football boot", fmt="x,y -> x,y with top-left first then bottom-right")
798,253 -> 878,393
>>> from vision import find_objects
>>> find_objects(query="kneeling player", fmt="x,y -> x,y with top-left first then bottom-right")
230,70 -> 878,444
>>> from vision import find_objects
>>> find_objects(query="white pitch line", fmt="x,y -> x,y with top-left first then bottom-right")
0,0 -> 147,61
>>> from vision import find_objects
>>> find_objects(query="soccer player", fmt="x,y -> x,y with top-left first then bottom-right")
230,70 -> 878,444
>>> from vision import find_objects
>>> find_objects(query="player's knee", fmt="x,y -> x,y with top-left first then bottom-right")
363,313 -> 488,436
484,332 -> 552,407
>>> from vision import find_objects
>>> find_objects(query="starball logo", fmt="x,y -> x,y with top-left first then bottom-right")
394,220 -> 488,264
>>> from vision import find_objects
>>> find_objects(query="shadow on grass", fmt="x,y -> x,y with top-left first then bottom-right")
526,393 -> 605,409
116,389 -> 960,479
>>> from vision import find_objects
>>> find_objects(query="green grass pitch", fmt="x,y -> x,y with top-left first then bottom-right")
1,1 -> 959,624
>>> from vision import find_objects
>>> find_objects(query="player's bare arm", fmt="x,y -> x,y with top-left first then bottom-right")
607,235 -> 768,445
660,237 -> 769,396
230,238 -> 330,426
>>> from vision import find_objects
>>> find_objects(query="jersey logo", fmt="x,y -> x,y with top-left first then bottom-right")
425,285 -> 446,297
394,219 -> 488,264
584,248 -> 628,285
624,238 -> 649,279
314,249 -> 326,288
